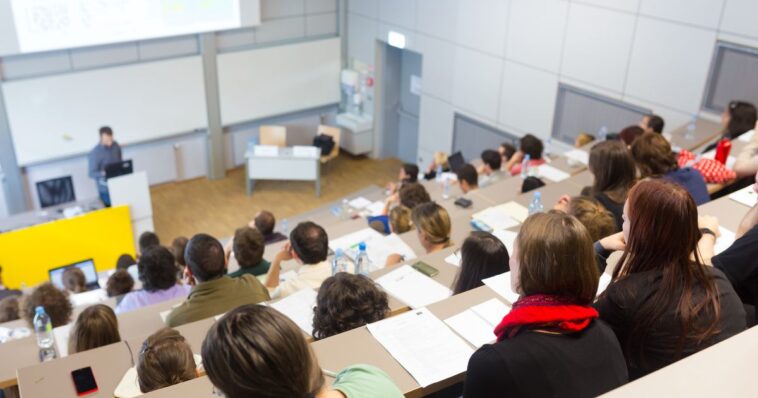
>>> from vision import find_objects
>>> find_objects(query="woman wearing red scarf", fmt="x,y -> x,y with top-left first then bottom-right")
464,212 -> 627,398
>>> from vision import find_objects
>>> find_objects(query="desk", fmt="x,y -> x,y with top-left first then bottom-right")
668,117 -> 722,152
141,376 -> 216,397
698,195 -> 750,231
0,198 -> 102,233
245,147 -> 321,197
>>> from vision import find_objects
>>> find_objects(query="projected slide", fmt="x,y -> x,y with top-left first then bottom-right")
9,0 -> 241,53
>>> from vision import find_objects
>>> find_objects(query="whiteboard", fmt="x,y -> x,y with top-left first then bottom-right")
1,56 -> 207,166
218,37 -> 341,126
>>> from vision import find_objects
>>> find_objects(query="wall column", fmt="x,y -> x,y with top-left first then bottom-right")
199,33 -> 226,180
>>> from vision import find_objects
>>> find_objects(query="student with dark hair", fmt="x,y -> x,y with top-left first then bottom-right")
619,125 -> 644,146
312,273 -> 390,340
631,132 -> 709,205
0,297 -> 20,323
68,304 -> 121,355
464,212 -> 627,397
116,246 -> 191,314
594,180 -> 745,379
106,270 -> 135,300
229,227 -> 270,277
640,114 -> 665,134
452,232 -> 509,295
386,163 -> 420,195
202,305 -> 403,398
398,182 -> 431,210
138,231 -> 160,255
704,100 -> 758,152
88,126 -> 122,206
137,328 -> 198,393
265,222 -> 331,299
479,149 -> 507,187
554,196 -> 617,242
166,234 -> 269,327
253,210 -> 287,245
170,237 -> 189,269
456,164 -> 479,194
507,134 -> 546,176
62,267 -> 87,294
521,176 -> 545,193
499,143 -> 517,163
22,283 -> 73,328
116,254 -> 136,271
583,140 -> 636,230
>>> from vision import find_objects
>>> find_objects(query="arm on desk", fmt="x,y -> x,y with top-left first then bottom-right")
732,125 -> 758,178
737,202 -> 758,239
697,216 -> 720,266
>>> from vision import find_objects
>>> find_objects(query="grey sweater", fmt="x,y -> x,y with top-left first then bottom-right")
88,143 -> 122,179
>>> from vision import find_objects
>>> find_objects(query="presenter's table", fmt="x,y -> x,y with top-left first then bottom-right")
245,148 -> 321,197
0,198 -> 102,233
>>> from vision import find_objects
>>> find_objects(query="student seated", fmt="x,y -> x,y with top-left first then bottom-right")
106,270 -> 135,301
116,254 -> 136,271
0,297 -> 20,323
456,163 -> 479,194
136,328 -> 198,393
498,143 -> 516,165
520,176 -> 545,193
413,202 -> 452,254
582,140 -> 636,230
388,205 -> 412,234
575,132 -> 595,148
202,305 -> 403,398
385,163 -> 419,194
166,234 -> 270,327
506,134 -> 546,176
452,232 -> 509,295
138,231 -> 160,257
703,100 -> 757,152
423,151 -> 449,180
478,150 -> 508,187
62,267 -> 88,294
619,125 -> 644,146
116,246 -> 191,315
732,120 -> 758,178
229,227 -> 270,277
639,113 -> 665,134
312,273 -> 390,340
631,132 -> 709,205
382,182 -> 432,215
21,283 -> 73,328
170,236 -> 189,272
464,212 -> 627,397
265,222 -> 331,299
553,196 -> 617,242
252,210 -> 288,245
0,265 -> 22,301
594,180 -> 746,380
68,304 -> 121,355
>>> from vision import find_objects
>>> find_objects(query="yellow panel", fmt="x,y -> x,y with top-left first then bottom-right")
0,206 -> 135,289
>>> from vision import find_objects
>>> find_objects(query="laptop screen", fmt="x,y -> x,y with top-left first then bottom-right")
49,259 -> 99,290
447,152 -> 465,173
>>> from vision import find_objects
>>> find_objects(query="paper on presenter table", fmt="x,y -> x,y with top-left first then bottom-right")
482,272 -> 520,304
728,185 -> 758,208
348,196 -> 373,210
253,145 -> 279,157
367,308 -> 475,388
537,164 -> 570,182
375,265 -> 451,309
564,149 -> 589,165
269,288 -> 317,336
714,227 -> 736,256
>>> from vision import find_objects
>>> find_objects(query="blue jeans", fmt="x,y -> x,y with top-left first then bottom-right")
96,177 -> 111,207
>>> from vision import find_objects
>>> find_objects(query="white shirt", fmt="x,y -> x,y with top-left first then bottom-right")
271,261 -> 331,299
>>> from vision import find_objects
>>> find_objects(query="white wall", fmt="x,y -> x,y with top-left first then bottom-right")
346,0 -> 758,166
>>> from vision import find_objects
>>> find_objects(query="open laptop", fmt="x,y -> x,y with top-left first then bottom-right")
49,259 -> 100,290
447,151 -> 465,173
105,159 -> 133,180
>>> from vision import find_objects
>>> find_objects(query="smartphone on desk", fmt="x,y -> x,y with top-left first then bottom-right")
412,261 -> 439,277
71,367 -> 98,396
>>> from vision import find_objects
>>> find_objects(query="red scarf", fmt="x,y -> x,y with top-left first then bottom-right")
494,294 -> 598,341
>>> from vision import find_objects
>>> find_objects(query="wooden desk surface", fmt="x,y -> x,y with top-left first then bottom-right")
669,117 -> 722,152
698,195 -> 750,232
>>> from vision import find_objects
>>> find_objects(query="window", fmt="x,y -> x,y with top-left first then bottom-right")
452,114 -> 518,162
703,41 -> 758,114
551,84 -> 650,145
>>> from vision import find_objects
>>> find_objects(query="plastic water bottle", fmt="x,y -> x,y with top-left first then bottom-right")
442,178 -> 451,200
436,164 -> 443,180
520,154 -> 531,179
281,219 -> 289,236
355,242 -> 372,276
598,125 -> 609,141
340,199 -> 351,220
544,138 -> 552,158
331,248 -> 351,275
528,192 -> 544,216
33,306 -> 56,362
686,113 -> 697,140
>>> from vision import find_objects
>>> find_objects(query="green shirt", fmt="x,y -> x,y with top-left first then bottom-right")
228,259 -> 271,278
331,364 -> 403,398
165,275 -> 270,327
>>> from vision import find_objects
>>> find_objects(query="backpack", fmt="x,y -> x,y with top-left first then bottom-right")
313,134 -> 335,156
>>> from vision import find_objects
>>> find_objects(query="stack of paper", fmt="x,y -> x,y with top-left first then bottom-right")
728,185 -> 758,208
269,289 -> 318,336
375,265 -> 452,309
537,164 -> 570,182
366,308 -> 475,387
444,252 -> 461,267
444,299 -> 510,347
564,149 -> 590,165
471,202 -> 528,232
253,145 -> 279,157
348,196 -> 373,210
329,228 -> 416,268
482,272 -> 520,304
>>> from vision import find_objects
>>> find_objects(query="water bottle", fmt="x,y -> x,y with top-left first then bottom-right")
528,192 -> 544,215
686,113 -> 697,140
520,154 -> 531,179
442,178 -> 451,200
436,164 -> 443,180
544,138 -> 552,158
331,248 -> 351,275
340,199 -> 351,220
33,306 -> 56,362
598,125 -> 609,141
355,242 -> 372,276
281,219 -> 289,236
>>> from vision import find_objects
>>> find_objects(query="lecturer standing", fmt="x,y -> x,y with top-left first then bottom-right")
88,126 -> 122,207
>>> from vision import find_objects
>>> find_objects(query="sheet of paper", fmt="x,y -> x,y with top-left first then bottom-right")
348,196 -> 373,210
444,252 -> 461,267
253,145 -> 279,157
366,201 -> 386,216
482,272 -> 520,304
444,310 -> 495,348
471,206 -> 520,231
367,308 -> 475,387
69,289 -> 108,307
280,270 -> 298,282
375,265 -> 451,309
330,228 -> 416,267
564,149 -> 589,165
498,202 -> 529,223
53,323 -> 72,358
537,164 -> 570,182
269,288 -> 318,336
292,145 -> 319,158
491,229 -> 518,255
597,273 -> 612,296
728,185 -> 758,208
715,227 -> 736,255
471,298 -> 509,326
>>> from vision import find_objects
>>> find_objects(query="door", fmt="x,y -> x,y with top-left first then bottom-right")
380,43 -> 422,164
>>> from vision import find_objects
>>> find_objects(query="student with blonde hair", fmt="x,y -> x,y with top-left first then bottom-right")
68,304 -> 121,354
413,202 -> 452,253
553,196 -> 617,242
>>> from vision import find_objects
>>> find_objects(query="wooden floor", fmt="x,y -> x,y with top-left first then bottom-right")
150,154 -> 402,241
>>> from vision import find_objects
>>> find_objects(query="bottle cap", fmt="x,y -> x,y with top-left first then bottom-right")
534,191 -> 541,199
335,248 -> 343,257
358,241 -> 367,251
35,306 -> 45,315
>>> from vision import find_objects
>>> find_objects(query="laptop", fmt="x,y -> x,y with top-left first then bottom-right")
49,259 -> 100,290
105,159 -> 133,180
447,151 -> 465,173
